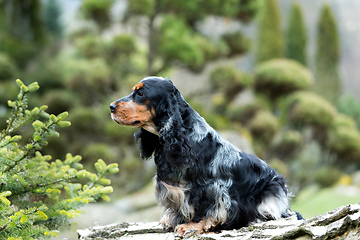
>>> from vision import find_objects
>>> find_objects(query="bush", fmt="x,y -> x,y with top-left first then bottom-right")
0,80 -> 118,239
328,114 -> 360,158
75,35 -> 104,59
158,16 -> 206,71
0,53 -> 17,80
226,101 -> 264,125
210,66 -> 253,102
248,110 -> 279,142
127,0 -> 155,16
64,58 -> 111,103
222,32 -> 249,56
272,130 -> 302,159
337,95 -> 360,128
315,167 -> 342,188
108,34 -> 136,58
254,59 -> 313,99
81,0 -> 115,29
43,89 -> 79,115
285,91 -> 336,128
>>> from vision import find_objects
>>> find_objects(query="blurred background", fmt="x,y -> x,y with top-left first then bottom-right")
1,0 -> 360,238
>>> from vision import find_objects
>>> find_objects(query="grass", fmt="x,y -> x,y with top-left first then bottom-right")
290,185 -> 360,219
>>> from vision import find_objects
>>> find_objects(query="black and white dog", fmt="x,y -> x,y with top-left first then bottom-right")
110,76 -> 301,237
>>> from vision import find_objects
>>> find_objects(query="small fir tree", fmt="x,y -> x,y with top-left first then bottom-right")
256,0 -> 284,63
0,80 -> 119,239
286,2 -> 307,66
314,4 -> 341,103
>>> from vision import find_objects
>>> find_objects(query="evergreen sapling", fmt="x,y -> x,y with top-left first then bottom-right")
0,79 -> 119,240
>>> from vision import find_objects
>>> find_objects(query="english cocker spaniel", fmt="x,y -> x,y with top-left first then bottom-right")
110,76 -> 302,237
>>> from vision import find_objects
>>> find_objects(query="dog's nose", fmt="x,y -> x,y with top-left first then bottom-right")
110,103 -> 117,113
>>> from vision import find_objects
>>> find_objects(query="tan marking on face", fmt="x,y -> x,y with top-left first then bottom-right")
132,82 -> 144,91
110,100 -> 157,134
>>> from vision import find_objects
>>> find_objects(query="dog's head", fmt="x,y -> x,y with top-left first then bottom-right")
110,76 -> 195,168
110,76 -> 176,135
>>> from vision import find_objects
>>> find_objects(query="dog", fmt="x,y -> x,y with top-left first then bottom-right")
110,76 -> 301,237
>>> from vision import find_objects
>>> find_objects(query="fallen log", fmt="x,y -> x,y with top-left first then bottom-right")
78,203 -> 360,239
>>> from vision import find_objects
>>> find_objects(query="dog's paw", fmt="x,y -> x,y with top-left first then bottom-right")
175,223 -> 204,238
160,215 -> 173,231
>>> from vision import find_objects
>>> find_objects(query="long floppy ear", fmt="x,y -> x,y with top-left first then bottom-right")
134,128 -> 159,160
157,89 -> 195,169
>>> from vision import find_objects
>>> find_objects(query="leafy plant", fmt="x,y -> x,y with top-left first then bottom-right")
0,80 -> 119,240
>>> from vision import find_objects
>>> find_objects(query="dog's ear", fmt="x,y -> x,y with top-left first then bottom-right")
134,128 -> 159,160
157,89 -> 195,169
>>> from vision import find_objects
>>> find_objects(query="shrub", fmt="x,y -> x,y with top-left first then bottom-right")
285,91 -> 336,128
337,95 -> 360,128
64,58 -> 111,103
127,0 -> 155,16
108,34 -> 136,58
272,130 -> 302,160
255,0 -> 284,63
226,102 -> 264,125
81,0 -> 115,29
75,35 -> 104,59
210,66 -> 253,102
315,167 -> 342,188
0,80 -> 119,239
286,2 -> 307,65
158,16 -> 206,72
314,4 -> 341,103
43,89 -> 79,115
248,110 -> 279,143
0,53 -> 17,80
222,32 -> 249,56
328,114 -> 360,159
254,59 -> 313,99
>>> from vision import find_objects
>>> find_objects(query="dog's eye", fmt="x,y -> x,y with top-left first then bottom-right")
137,89 -> 144,97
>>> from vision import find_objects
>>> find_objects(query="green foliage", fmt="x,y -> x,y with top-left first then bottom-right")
107,34 -> 136,58
81,0 -> 115,29
285,91 -> 336,128
234,0 -> 262,22
0,53 -> 17,80
75,35 -> 104,59
248,110 -> 279,143
0,80 -> 119,239
314,167 -> 342,188
64,58 -> 111,103
336,95 -> 360,128
256,0 -> 284,63
127,0 -> 155,17
328,114 -> 360,159
254,59 -> 314,100
0,0 -> 47,68
286,2 -> 307,65
125,0 -> 261,75
43,0 -> 63,37
222,32 -> 250,56
226,101 -> 264,125
272,130 -> 302,159
314,4 -> 341,103
158,15 -> 213,72
210,66 -> 253,103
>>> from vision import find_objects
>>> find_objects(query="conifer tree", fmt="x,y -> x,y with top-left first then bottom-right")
286,2 -> 307,66
314,4 -> 341,103
256,0 -> 284,63
0,80 -> 119,239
